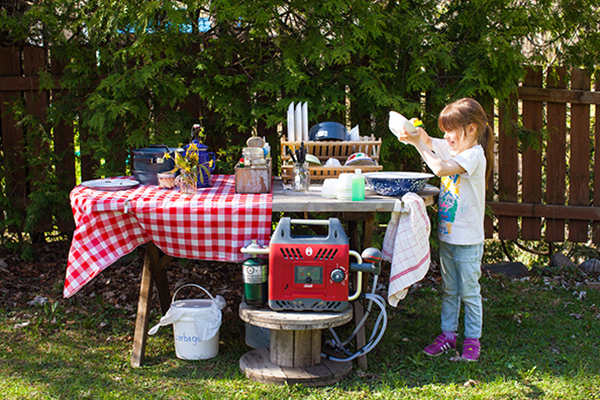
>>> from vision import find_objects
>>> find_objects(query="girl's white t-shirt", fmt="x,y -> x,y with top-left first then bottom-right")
431,139 -> 486,245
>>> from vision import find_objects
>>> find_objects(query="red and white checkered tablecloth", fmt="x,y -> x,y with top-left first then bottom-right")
64,175 -> 272,298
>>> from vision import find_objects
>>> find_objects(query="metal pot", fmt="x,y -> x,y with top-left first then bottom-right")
132,145 -> 184,185
309,122 -> 348,141
132,145 -> 183,173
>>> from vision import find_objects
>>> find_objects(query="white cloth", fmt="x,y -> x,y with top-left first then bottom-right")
382,193 -> 431,306
431,139 -> 486,245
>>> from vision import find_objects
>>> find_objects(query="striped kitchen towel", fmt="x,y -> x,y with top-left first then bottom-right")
382,193 -> 431,306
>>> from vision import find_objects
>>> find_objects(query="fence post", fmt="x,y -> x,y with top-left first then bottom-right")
520,66 -> 543,240
0,46 -> 26,232
569,68 -> 591,243
497,99 -> 519,240
545,67 -> 567,242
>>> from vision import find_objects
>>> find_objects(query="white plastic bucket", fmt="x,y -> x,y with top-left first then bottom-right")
170,284 -> 221,360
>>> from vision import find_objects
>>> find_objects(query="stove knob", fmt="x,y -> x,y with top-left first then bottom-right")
330,269 -> 345,283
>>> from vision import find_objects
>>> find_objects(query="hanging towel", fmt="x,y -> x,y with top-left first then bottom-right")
382,192 -> 431,306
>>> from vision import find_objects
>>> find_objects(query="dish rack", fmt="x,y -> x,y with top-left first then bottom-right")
280,135 -> 383,183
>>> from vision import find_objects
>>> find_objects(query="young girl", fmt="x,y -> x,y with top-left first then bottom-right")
396,98 -> 492,362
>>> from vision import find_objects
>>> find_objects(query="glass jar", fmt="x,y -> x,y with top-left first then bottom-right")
292,162 -> 310,192
242,147 -> 265,167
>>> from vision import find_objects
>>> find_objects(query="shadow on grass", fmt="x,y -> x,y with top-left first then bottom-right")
2,275 -> 600,398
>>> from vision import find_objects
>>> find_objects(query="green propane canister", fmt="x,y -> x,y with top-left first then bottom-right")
242,257 -> 268,307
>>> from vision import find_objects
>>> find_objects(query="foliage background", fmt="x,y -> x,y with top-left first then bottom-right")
0,0 -> 599,246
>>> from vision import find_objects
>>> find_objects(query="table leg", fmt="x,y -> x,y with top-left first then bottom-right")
347,219 -> 368,371
131,242 -> 171,368
358,214 -> 376,369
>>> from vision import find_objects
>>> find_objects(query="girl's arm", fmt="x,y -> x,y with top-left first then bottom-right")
399,129 -> 465,177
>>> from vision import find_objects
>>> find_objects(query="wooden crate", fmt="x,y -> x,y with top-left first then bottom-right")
235,160 -> 272,193
280,136 -> 383,183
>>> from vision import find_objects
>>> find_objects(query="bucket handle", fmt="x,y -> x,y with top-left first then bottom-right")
172,284 -> 214,303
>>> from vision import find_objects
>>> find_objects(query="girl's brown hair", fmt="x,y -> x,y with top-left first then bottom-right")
438,98 -> 493,187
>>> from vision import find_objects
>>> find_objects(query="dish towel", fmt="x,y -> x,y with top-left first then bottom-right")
382,192 -> 431,306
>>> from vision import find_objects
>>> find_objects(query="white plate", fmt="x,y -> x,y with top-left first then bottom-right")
81,179 -> 140,191
389,111 -> 417,138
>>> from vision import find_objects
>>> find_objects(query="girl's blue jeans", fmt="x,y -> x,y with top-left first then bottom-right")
439,241 -> 484,339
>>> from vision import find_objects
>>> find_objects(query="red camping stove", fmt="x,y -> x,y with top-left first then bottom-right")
267,218 -> 356,312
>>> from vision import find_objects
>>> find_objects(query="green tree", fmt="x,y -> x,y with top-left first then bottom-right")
0,0 -> 599,245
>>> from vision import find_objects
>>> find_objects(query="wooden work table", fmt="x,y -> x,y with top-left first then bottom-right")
271,178 -> 437,213
131,178 -> 438,371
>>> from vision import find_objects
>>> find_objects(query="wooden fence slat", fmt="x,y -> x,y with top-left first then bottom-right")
545,67 -> 568,242
568,68 -> 591,242
51,57 -> 76,232
489,201 -> 600,220
594,76 -> 600,243
23,46 -> 52,234
484,102 -> 495,238
0,76 -> 60,91
497,100 -> 519,240
520,67 -> 543,240
516,86 -> 600,105
0,46 -> 26,231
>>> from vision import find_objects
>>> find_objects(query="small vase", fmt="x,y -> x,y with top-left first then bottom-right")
176,174 -> 197,195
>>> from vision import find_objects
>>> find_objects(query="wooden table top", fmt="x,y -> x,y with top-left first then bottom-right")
239,302 -> 353,330
271,178 -> 438,213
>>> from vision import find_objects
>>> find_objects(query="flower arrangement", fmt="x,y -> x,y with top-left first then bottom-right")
164,143 -> 212,194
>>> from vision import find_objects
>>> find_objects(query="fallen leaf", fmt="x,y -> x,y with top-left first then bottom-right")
356,370 -> 367,378
14,321 -> 30,329
27,295 -> 48,306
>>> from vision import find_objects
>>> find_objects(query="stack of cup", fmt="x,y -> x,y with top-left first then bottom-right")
336,173 -> 353,200
321,179 -> 337,198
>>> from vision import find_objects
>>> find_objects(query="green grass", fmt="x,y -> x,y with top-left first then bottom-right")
2,275 -> 600,399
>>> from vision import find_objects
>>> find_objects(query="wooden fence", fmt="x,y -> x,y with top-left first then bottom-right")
486,66 -> 600,244
1,46 -> 599,244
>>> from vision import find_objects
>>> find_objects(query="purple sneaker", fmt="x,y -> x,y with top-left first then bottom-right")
423,334 -> 456,357
460,338 -> 480,362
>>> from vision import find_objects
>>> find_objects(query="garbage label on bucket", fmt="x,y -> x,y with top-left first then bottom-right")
148,284 -> 226,360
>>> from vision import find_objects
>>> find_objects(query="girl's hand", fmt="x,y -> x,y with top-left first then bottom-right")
398,126 -> 424,146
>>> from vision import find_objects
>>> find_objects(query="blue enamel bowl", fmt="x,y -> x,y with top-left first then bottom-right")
363,172 -> 434,196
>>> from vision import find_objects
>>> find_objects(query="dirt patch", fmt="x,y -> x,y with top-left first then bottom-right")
0,241 -> 246,316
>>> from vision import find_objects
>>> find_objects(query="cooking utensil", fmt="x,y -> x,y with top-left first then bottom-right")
286,147 -> 297,163
309,122 -> 348,141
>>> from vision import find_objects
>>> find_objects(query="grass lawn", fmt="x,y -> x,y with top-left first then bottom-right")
2,262 -> 600,399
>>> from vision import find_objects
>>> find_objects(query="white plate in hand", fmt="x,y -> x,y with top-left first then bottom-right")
81,179 -> 140,191
389,111 -> 417,138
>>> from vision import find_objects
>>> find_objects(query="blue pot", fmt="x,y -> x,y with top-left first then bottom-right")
309,122 -> 348,141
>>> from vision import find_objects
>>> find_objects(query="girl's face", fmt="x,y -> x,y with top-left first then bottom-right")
443,124 -> 478,153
